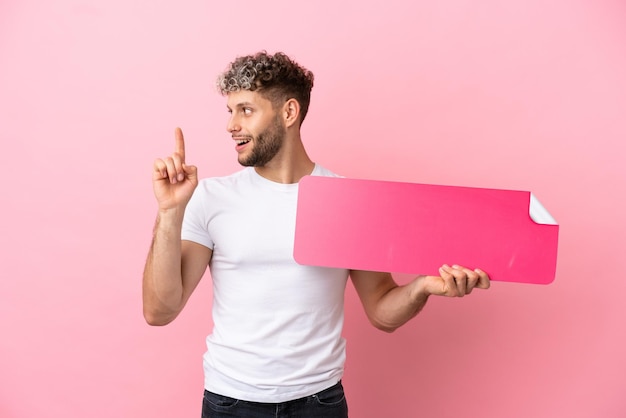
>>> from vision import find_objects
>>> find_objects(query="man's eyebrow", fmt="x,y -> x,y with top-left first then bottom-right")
227,101 -> 255,110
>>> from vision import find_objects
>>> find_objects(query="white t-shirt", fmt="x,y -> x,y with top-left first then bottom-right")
181,165 -> 350,403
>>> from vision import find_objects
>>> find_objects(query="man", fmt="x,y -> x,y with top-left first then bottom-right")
143,51 -> 490,418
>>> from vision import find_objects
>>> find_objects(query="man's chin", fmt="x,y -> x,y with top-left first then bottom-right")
239,154 -> 272,168
238,157 -> 259,167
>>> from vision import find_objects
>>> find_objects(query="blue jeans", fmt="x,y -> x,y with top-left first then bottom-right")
201,381 -> 348,418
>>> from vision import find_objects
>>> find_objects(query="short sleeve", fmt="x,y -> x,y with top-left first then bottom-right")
181,183 -> 214,249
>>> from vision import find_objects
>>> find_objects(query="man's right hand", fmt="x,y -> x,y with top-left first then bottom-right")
152,127 -> 198,211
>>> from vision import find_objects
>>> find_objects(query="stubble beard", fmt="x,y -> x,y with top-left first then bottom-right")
238,115 -> 286,167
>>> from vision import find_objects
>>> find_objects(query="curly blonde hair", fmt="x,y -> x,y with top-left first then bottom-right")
217,51 -> 315,123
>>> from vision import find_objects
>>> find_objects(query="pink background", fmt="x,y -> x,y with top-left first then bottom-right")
1,0 -> 625,417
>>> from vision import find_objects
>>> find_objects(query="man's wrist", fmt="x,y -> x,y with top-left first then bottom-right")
410,275 -> 431,303
157,205 -> 186,219
154,207 -> 185,234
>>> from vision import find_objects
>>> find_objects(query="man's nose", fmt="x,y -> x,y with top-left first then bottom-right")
227,115 -> 240,133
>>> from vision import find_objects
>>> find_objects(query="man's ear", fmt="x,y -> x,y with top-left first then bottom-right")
282,98 -> 300,128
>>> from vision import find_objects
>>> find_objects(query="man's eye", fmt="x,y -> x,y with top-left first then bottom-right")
243,108 -> 252,115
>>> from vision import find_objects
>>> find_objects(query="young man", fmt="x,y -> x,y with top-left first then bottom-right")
143,51 -> 490,418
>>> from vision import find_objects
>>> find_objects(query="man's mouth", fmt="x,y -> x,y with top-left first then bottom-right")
234,137 -> 252,146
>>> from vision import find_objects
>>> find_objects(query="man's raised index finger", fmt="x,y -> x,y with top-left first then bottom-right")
175,127 -> 185,161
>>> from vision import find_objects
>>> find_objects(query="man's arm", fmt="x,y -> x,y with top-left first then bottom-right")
350,265 -> 490,333
142,127 -> 207,326
143,212 -> 211,325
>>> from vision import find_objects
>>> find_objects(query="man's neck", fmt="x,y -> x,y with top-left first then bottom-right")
254,134 -> 315,184
254,156 -> 315,184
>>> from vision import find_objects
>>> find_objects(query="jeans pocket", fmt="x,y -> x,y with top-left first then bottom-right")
313,381 -> 346,407
203,390 -> 240,412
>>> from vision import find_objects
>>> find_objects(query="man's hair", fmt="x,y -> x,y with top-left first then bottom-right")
217,51 -> 314,124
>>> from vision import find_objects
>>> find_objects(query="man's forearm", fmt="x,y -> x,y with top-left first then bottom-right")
372,278 -> 430,332
142,209 -> 186,325
371,265 -> 491,332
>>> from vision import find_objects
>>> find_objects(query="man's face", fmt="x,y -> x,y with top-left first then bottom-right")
226,90 -> 286,167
